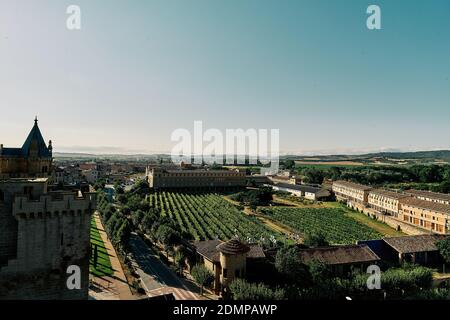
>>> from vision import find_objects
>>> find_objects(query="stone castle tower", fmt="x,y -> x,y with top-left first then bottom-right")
0,119 -> 96,300
0,117 -> 53,179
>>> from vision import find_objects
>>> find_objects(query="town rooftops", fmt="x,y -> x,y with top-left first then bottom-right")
297,244 -> 380,265
383,234 -> 448,254
405,189 -> 450,203
332,180 -> 372,191
399,197 -> 450,214
369,189 -> 410,200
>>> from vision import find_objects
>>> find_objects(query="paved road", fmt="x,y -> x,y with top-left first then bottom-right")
128,233 -> 201,300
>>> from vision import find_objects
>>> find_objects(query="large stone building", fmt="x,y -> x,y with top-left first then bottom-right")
146,167 -> 246,190
0,119 -> 96,300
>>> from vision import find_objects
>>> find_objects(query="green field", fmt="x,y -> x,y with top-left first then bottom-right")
90,217 -> 113,277
258,207 -> 382,244
149,192 -> 282,244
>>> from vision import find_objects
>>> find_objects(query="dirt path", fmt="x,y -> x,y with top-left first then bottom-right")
89,213 -> 134,300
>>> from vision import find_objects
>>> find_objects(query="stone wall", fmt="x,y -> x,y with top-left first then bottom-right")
0,189 -> 96,300
0,256 -> 89,300
0,204 -> 18,266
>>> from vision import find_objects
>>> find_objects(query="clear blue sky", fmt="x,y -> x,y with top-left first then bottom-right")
0,0 -> 449,155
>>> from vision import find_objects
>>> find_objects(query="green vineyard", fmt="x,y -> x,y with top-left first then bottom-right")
148,192 -> 281,244
259,207 -> 382,245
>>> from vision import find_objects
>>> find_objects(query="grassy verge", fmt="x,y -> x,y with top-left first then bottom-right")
90,216 -> 114,277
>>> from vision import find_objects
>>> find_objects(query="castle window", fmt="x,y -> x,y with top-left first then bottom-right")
24,186 -> 33,199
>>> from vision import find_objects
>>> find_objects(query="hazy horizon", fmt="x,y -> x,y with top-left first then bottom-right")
1,0 -> 449,155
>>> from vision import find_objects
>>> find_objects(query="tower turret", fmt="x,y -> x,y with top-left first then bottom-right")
48,140 -> 53,156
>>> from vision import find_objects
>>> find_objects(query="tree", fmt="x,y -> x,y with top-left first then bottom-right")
229,279 -> 285,300
191,264 -> 213,295
114,219 -> 131,248
174,250 -> 186,276
307,260 -> 333,284
155,224 -> 179,257
116,185 -> 125,194
438,180 -> 450,194
283,160 -> 296,170
303,232 -> 329,248
275,246 -> 310,285
437,238 -> 450,268
131,210 -> 145,228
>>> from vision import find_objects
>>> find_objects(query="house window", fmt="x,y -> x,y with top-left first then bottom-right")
0,190 -> 4,202
42,166 -> 48,173
235,269 -> 240,278
223,268 -> 228,278
61,233 -> 64,246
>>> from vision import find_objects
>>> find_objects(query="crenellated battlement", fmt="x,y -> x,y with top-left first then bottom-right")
12,192 -> 96,218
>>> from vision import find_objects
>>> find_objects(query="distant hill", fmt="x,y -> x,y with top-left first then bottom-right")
53,152 -> 167,161
282,150 -> 450,164
363,150 -> 450,160
53,150 -> 450,163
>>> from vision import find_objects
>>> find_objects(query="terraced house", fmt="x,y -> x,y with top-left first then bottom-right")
368,189 -> 409,218
398,197 -> 450,234
332,180 -> 372,210
331,180 -> 450,235
405,189 -> 450,205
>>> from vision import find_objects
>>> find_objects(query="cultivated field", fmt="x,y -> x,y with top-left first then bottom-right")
148,192 -> 282,244
258,207 -> 382,244
294,161 -> 364,168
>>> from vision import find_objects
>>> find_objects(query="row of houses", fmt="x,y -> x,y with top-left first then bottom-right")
332,180 -> 450,234
190,234 -> 449,297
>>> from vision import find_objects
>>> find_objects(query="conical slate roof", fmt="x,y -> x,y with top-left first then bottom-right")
21,118 -> 51,158
216,239 -> 250,255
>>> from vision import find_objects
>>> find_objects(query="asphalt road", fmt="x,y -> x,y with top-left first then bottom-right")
128,233 -> 200,300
